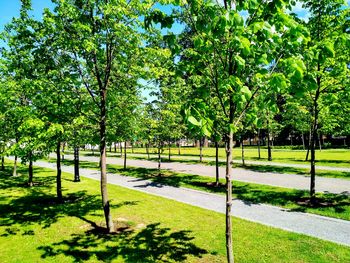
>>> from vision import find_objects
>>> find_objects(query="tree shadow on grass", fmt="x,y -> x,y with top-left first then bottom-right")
47,160 -> 350,217
0,166 -> 54,190
39,221 -> 207,263
232,183 -> 350,215
0,180 -> 136,235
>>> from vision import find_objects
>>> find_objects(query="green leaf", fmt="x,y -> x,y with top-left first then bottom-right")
241,86 -> 252,100
188,116 -> 200,126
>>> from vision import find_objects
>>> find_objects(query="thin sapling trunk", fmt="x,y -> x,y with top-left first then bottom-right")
215,141 -> 219,186
56,141 -> 63,202
74,146 -> 80,182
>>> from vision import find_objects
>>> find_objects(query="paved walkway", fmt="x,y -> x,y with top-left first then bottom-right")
32,159 -> 350,246
124,152 -> 350,172
59,154 -> 350,195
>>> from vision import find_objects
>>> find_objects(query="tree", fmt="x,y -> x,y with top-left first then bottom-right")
152,1 -> 309,261
46,0 -> 164,232
297,0 -> 349,202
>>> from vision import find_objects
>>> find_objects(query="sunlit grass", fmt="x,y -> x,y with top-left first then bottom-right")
1,161 -> 350,262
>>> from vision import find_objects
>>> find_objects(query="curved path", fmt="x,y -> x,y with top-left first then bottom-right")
60,154 -> 350,195
31,159 -> 350,246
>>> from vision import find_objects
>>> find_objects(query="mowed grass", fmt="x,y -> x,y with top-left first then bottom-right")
97,146 -> 350,168
1,162 -> 350,262
121,155 -> 350,180
51,159 -> 350,221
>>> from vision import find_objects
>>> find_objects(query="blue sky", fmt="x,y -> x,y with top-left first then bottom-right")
0,0 -> 322,34
0,0 -> 348,101
1,1 -> 349,34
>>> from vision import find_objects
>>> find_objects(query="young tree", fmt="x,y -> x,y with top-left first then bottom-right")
297,0 -> 349,202
152,1 -> 309,261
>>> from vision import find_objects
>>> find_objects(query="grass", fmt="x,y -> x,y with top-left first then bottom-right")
1,161 -> 350,262
75,146 -> 350,168
100,146 -> 350,167
50,158 -> 350,221
122,155 -> 350,180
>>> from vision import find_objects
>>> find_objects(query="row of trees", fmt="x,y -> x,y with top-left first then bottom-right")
0,1 -> 349,262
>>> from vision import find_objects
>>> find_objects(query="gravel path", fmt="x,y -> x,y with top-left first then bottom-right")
32,159 -> 350,246
60,154 -> 350,195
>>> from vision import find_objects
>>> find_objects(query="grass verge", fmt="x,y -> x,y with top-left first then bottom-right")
1,161 -> 350,262
49,158 -> 350,221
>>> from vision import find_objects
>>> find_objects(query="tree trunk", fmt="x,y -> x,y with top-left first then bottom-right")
124,141 -> 127,170
310,73 -> 321,204
310,124 -> 317,203
215,141 -> 219,186
13,155 -> 18,176
61,142 -> 65,161
114,142 -> 117,153
318,133 -> 322,151
74,146 -> 80,182
158,142 -> 161,173
100,87 -> 114,233
178,140 -> 181,155
146,142 -> 150,159
56,141 -> 63,202
225,131 -> 234,263
168,140 -> 171,161
257,129 -> 261,159
199,137 -> 203,163
120,142 -> 123,157
267,128 -> 272,161
28,151 -> 33,187
241,138 -> 245,166
305,126 -> 312,161
302,133 -> 305,150
1,156 -> 4,171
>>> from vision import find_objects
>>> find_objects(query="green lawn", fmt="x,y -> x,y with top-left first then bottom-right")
77,146 -> 350,168
49,159 -> 350,221
1,162 -> 350,262
124,155 -> 350,180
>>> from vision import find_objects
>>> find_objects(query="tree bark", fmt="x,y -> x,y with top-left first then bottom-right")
310,74 -> 321,203
61,142 -> 65,161
305,127 -> 312,161
199,137 -> 203,163
120,142 -> 123,157
267,127 -> 272,161
168,140 -> 171,161
215,141 -> 219,186
114,142 -> 117,153
158,142 -> 161,173
146,142 -> 150,159
241,138 -> 245,166
257,129 -> 261,159
56,141 -> 63,202
13,155 -> 18,177
124,141 -> 127,170
28,151 -> 33,187
301,133 -> 305,150
74,146 -> 80,182
225,131 -> 234,263
1,156 -> 4,171
100,87 -> 114,233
